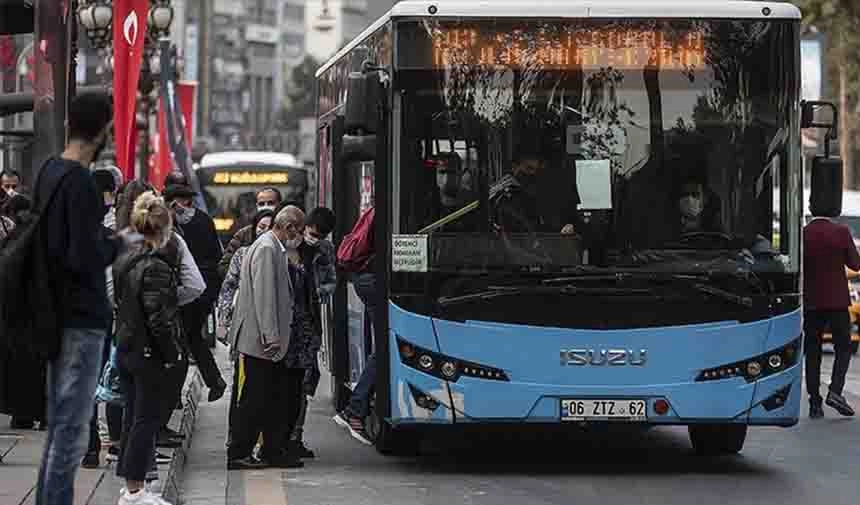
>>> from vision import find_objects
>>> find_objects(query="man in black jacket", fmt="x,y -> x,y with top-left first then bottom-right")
163,173 -> 227,402
34,92 -> 136,505
218,187 -> 283,278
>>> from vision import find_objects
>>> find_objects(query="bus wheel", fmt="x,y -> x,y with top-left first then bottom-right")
366,392 -> 420,456
688,424 -> 747,456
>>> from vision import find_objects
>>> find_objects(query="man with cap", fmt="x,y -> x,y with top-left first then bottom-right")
163,172 -> 228,404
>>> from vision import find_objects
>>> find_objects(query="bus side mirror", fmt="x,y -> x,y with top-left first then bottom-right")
810,155 -> 843,218
345,70 -> 383,135
342,134 -> 377,162
802,100 -> 837,132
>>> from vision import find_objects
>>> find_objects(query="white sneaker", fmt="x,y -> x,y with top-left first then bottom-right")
117,488 -> 173,505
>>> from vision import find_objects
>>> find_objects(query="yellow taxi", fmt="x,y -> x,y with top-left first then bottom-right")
844,270 -> 860,354
822,269 -> 860,354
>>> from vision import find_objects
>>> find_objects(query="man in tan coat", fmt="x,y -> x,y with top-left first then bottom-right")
227,206 -> 305,469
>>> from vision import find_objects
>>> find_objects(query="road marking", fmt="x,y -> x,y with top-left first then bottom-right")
244,469 -> 288,505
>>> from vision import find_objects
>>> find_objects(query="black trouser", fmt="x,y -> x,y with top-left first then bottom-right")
182,298 -> 223,389
226,356 -> 240,446
290,393 -> 308,442
805,309 -> 854,399
159,358 -> 189,428
116,363 -> 167,482
227,355 -> 302,462
283,368 -> 305,450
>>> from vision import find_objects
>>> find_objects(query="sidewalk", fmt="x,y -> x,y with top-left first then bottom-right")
180,342 -> 291,505
0,357 -> 204,505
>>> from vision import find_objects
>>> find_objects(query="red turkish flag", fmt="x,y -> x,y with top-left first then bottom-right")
112,0 -> 148,181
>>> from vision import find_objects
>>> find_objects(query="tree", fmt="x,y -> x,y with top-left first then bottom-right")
278,56 -> 320,130
795,0 -> 860,188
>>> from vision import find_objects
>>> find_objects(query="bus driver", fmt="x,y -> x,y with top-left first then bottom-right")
489,148 -> 578,236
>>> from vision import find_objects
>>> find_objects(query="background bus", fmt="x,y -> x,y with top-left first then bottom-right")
316,0 -> 836,456
195,151 -> 311,242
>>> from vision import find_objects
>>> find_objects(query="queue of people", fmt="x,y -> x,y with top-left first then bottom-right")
0,91 -> 341,505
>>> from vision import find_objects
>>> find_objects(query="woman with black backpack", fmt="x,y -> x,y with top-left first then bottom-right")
113,192 -> 182,505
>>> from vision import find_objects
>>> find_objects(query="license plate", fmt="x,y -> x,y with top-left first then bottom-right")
561,399 -> 647,421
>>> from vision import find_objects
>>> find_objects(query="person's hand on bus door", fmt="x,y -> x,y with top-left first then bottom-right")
561,223 -> 576,235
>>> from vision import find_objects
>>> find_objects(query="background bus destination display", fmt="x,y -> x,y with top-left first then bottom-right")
212,171 -> 290,184
430,26 -> 707,69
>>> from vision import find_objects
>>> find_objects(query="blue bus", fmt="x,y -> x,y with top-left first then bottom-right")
314,0 -> 842,455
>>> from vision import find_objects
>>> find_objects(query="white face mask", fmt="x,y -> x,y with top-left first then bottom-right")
304,230 -> 320,247
257,204 -> 276,212
284,236 -> 303,249
680,195 -> 703,218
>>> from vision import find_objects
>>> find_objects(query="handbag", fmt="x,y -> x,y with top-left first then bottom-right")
95,344 -> 125,406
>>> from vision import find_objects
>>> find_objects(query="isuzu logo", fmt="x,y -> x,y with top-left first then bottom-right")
561,349 -> 647,366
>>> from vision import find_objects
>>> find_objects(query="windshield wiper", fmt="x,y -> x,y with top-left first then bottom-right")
437,284 -> 655,307
547,271 -> 763,308
685,281 -> 754,307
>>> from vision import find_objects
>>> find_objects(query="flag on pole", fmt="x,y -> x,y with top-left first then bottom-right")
112,0 -> 148,181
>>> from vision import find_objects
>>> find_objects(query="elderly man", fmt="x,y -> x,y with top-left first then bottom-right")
227,205 -> 306,470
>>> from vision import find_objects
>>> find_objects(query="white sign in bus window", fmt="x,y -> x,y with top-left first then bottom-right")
392,235 -> 428,272
576,159 -> 613,210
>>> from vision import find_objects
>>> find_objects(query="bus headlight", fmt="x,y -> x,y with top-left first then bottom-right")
696,337 -> 801,383
396,336 -> 509,383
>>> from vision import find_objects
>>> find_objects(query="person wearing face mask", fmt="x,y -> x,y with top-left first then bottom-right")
289,207 -> 336,459
490,148 -> 578,236
217,209 -> 276,334
81,167 -> 121,468
1,169 -> 21,198
163,176 -> 228,403
227,206 -> 306,470
219,188 -> 284,278
422,153 -> 480,232
217,209 -> 275,450
676,180 -> 723,236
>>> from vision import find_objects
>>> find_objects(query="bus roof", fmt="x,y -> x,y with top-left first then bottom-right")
315,0 -> 800,77
198,151 -> 303,170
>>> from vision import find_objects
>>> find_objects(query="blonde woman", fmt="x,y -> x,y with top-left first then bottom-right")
113,192 -> 182,505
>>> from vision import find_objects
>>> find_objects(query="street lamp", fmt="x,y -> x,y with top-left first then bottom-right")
148,0 -> 175,40
77,0 -> 113,50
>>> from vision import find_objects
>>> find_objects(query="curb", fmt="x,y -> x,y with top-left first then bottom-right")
162,366 -> 205,504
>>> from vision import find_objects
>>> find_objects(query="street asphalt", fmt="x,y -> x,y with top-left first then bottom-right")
183,353 -> 860,505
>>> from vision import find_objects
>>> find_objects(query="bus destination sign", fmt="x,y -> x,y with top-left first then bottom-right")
430,27 -> 707,70
213,171 -> 290,184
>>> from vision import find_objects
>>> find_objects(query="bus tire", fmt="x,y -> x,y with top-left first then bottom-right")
688,424 -> 747,456
366,391 -> 420,456
373,421 -> 420,456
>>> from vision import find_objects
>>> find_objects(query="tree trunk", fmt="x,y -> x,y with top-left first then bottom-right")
839,42 -> 854,189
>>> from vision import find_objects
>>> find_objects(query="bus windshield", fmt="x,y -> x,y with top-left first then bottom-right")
196,154 -> 309,239
395,18 -> 801,275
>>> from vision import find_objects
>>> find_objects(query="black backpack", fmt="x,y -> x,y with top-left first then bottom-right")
0,166 -> 72,360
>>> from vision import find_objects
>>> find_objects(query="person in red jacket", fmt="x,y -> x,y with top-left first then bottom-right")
804,209 -> 860,418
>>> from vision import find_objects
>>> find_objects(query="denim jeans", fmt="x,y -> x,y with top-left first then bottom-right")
348,354 -> 376,418
348,272 -> 377,418
36,328 -> 105,505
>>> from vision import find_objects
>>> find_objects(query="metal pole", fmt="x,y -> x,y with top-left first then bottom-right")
198,0 -> 210,140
